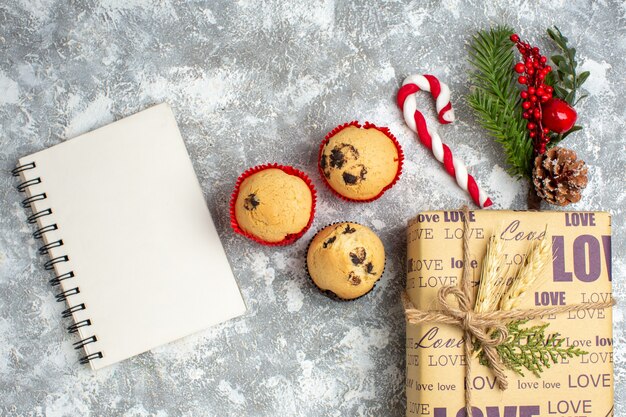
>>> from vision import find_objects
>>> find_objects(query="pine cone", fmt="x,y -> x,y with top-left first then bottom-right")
533,147 -> 588,206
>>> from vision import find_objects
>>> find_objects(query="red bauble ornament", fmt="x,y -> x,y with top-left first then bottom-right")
541,98 -> 577,133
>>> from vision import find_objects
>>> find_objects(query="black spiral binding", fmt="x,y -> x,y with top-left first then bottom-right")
12,162 -> 36,175
55,287 -> 80,302
68,319 -> 91,333
44,255 -> 69,271
14,161 -> 102,366
17,177 -> 41,192
74,335 -> 97,349
22,193 -> 47,208
79,352 -> 103,365
49,271 -> 74,286
62,303 -> 85,318
39,239 -> 63,255
33,224 -> 58,239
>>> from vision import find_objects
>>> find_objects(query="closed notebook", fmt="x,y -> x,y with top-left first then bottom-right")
13,103 -> 246,370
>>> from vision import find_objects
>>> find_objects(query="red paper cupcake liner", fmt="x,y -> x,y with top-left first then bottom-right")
305,221 -> 387,301
230,163 -> 317,246
318,121 -> 404,203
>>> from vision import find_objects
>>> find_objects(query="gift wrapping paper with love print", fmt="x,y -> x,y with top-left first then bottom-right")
405,210 -> 614,417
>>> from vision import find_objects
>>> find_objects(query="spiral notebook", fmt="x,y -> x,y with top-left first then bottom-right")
13,103 -> 246,370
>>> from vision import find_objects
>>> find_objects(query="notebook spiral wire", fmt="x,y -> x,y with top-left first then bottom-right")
13,162 -> 103,365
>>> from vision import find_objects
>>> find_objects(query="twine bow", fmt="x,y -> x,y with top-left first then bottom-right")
402,286 -> 510,390
402,207 -> 616,416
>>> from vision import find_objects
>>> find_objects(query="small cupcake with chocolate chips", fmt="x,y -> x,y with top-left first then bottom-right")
230,164 -> 316,245
319,121 -> 403,202
307,222 -> 385,300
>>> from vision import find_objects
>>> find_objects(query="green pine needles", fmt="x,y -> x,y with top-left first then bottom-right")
545,26 -> 589,147
468,26 -> 533,179
546,26 -> 590,106
477,320 -> 587,378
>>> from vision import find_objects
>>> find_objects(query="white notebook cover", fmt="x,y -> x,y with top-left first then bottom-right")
16,103 -> 246,370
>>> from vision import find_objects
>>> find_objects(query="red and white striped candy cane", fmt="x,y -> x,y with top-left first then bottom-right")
397,74 -> 493,208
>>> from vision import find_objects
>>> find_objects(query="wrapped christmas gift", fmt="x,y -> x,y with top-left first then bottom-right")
405,210 -> 614,417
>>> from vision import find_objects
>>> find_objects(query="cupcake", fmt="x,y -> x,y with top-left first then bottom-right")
319,121 -> 403,202
307,222 -> 385,300
230,164 -> 316,245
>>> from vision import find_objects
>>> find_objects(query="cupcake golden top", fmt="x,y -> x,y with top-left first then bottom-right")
320,124 -> 401,201
307,222 -> 385,300
234,168 -> 313,243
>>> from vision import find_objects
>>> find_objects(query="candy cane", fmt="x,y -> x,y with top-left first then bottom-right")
397,74 -> 493,208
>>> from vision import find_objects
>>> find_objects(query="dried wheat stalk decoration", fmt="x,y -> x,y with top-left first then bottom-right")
500,232 -> 552,311
474,235 -> 508,314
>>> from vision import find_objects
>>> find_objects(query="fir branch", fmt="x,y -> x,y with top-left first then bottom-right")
478,320 -> 587,378
546,26 -> 590,106
468,27 -> 533,179
545,26 -> 590,147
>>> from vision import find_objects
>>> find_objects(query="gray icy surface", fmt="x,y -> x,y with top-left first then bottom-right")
1,1 -> 625,416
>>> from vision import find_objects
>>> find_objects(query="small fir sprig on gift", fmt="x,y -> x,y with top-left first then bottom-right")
472,232 -> 587,378
478,320 -> 588,378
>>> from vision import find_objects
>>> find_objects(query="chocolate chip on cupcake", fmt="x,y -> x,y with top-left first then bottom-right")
319,122 -> 403,202
307,222 -> 385,300
231,164 -> 315,245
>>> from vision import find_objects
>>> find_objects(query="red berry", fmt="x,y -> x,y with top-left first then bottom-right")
521,91 -> 529,99
511,34 -> 520,42
527,122 -> 536,130
514,63 -> 525,73
522,101 -> 532,110
518,76 -> 528,84
543,128 -> 550,134
530,131 -> 536,138
528,87 -> 536,95
541,98 -> 578,133
536,88 -> 545,96
532,47 -> 539,54
522,112 -> 530,119
534,109 -> 541,118
545,65 -> 552,72
527,67 -> 535,75
546,86 -> 553,94
538,73 -> 545,80
540,95 -> 550,103
540,56 -> 547,64
530,95 -> 537,102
